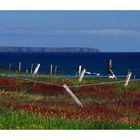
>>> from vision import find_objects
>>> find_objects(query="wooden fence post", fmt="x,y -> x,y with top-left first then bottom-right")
124,71 -> 132,86
63,84 -> 83,107
9,63 -> 11,71
33,64 -> 40,75
50,64 -> 53,75
30,64 -> 33,74
78,68 -> 86,82
78,65 -> 82,75
54,65 -> 57,74
19,62 -> 21,72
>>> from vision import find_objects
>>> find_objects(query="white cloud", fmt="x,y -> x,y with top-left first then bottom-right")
80,29 -> 138,35
0,27 -> 139,36
33,28 -> 140,36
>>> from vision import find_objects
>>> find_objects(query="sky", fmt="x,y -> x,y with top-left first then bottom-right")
0,11 -> 140,52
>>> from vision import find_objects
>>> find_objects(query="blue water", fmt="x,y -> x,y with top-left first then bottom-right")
0,52 -> 140,78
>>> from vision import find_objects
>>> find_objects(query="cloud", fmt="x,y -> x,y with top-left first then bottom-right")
80,29 -> 139,36
0,27 -> 139,36
31,28 -> 140,36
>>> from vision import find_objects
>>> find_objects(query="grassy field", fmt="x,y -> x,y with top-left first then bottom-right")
0,73 -> 139,129
0,108 -> 139,129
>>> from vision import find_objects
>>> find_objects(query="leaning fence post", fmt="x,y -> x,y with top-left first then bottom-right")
33,64 -> 40,75
109,69 -> 116,79
63,84 -> 83,107
124,71 -> 132,86
78,68 -> 86,82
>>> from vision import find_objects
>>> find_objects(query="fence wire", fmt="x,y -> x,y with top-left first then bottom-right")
0,73 -> 140,89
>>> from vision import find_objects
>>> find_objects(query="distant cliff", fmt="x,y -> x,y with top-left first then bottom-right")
0,47 -> 100,53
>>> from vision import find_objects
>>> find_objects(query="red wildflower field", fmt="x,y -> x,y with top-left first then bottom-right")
0,76 -> 140,128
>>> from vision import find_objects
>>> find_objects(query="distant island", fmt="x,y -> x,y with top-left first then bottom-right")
0,47 -> 100,53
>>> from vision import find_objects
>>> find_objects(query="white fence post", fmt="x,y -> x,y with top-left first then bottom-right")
124,71 -> 132,86
33,64 -> 40,75
63,84 -> 83,107
19,62 -> 21,72
30,64 -> 33,74
26,69 -> 28,74
78,65 -> 82,75
109,69 -> 116,79
50,64 -> 53,75
54,65 -> 57,74
9,63 -> 11,71
109,59 -> 112,68
107,59 -> 116,79
78,68 -> 86,82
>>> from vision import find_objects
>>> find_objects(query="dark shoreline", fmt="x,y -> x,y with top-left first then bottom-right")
0,47 -> 100,53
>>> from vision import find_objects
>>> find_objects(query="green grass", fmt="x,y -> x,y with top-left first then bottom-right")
0,108 -> 139,129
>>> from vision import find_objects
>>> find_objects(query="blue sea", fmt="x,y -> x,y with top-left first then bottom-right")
0,52 -> 140,78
